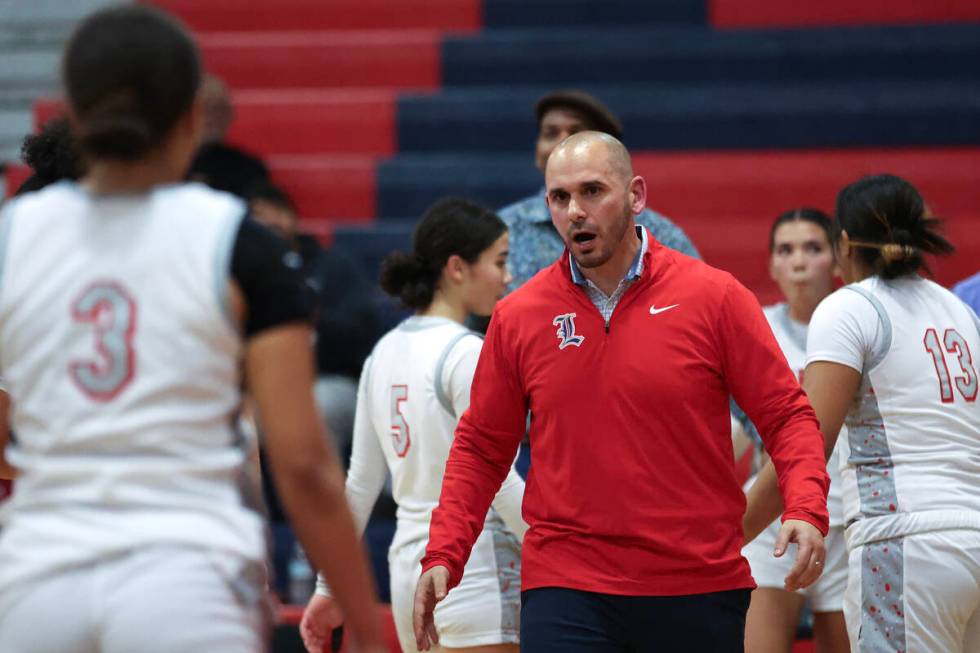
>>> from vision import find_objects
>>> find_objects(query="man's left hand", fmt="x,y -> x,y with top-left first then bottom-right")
773,518 -> 826,591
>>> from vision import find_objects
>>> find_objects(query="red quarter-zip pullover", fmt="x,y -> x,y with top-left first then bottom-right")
423,231 -> 829,596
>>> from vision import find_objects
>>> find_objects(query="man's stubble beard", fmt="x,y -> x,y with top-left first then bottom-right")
570,198 -> 633,270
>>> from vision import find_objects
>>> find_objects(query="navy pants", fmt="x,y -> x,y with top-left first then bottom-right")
520,587 -> 751,652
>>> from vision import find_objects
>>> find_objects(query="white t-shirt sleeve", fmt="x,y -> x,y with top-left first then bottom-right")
443,334 -> 528,540
806,286 -> 885,373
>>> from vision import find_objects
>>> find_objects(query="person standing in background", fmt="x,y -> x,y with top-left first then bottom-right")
739,208 -> 850,653
246,181 -> 382,447
414,132 -> 829,653
0,7 -> 384,651
14,117 -> 85,195
952,270 -> 980,316
187,73 -> 270,199
301,199 -> 525,653
744,174 -> 980,652
245,181 -> 386,604
498,89 -> 699,292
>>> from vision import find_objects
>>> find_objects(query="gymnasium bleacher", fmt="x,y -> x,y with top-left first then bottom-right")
4,0 -> 979,308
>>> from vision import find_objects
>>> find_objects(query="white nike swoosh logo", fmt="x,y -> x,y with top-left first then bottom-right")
649,304 -> 679,315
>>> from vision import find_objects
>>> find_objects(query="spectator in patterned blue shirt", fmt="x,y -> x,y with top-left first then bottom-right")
952,270 -> 980,316
498,89 -> 699,291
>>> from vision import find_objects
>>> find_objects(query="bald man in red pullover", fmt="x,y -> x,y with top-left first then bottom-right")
413,132 -> 830,653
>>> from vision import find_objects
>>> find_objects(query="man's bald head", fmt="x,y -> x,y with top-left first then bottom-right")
544,130 -> 647,277
546,131 -> 633,184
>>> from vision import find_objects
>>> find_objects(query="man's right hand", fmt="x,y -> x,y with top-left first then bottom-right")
775,518 -> 827,592
413,565 -> 451,651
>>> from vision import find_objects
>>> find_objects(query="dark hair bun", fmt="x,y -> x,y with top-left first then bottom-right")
75,91 -> 155,160
379,198 -> 506,311
380,252 -> 436,310
835,174 -> 953,279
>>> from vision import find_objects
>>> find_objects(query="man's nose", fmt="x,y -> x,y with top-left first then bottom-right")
568,196 -> 586,221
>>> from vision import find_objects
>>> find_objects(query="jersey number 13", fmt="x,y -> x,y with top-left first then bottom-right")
923,327 -> 978,403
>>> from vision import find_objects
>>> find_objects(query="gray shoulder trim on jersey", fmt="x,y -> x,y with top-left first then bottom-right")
843,285 -> 892,371
434,331 -> 483,418
774,302 -> 807,353
214,206 -> 247,329
399,315 -> 455,332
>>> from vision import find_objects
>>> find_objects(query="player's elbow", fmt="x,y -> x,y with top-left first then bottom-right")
271,445 -> 347,510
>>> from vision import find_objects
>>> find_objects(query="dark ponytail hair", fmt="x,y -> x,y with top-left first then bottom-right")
63,6 -> 201,161
768,207 -> 833,253
381,198 -> 507,310
834,174 -> 954,280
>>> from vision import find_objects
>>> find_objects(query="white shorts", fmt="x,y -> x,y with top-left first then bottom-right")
390,527 -> 521,651
844,528 -> 980,653
0,546 -> 268,653
743,522 -> 847,612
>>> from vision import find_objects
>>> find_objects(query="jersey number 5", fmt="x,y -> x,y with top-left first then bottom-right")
390,385 -> 411,457
923,327 -> 978,403
69,282 -> 137,401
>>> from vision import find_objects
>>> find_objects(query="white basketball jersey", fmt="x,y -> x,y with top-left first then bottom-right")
0,182 -> 265,589
345,316 -> 525,552
762,303 -> 844,527
807,276 -> 980,548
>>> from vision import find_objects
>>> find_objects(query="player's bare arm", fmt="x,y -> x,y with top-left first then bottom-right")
743,362 -> 857,542
743,360 -> 860,589
242,308 -> 384,652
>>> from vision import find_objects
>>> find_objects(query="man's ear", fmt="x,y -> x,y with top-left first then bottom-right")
628,175 -> 647,214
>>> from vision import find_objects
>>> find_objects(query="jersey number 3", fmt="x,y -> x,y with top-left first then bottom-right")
390,385 -> 411,457
923,327 -> 978,403
69,282 -> 137,401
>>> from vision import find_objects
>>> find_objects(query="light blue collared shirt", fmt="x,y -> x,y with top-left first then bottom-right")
569,226 -> 648,324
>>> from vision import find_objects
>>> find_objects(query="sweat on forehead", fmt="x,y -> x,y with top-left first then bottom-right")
546,131 -> 633,180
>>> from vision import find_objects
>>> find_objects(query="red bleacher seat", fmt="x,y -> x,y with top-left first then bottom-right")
634,147 -> 980,221
268,155 -> 376,221
151,0 -> 480,32
33,91 -> 397,158
227,89 -> 396,157
198,31 -> 441,90
633,146 -> 980,300
710,0 -> 980,28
